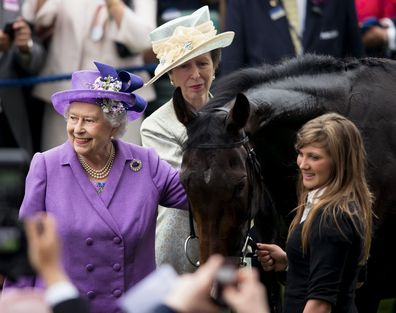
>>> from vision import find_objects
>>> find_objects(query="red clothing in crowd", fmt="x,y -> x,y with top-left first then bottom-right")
355,0 -> 396,22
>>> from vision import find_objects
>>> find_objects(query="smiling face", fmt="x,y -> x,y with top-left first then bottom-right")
296,144 -> 334,190
168,52 -> 215,109
66,102 -> 118,163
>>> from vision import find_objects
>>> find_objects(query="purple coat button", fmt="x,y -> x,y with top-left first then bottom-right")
87,291 -> 96,299
113,263 -> 121,272
86,264 -> 94,272
113,289 -> 122,298
86,237 -> 94,246
113,237 -> 121,244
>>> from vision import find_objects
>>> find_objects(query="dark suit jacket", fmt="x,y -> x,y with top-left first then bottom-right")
220,0 -> 364,75
53,297 -> 91,313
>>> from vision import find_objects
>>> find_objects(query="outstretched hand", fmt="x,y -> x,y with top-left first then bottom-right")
256,243 -> 288,272
25,213 -> 69,287
222,267 -> 270,313
12,17 -> 33,53
164,255 -> 223,313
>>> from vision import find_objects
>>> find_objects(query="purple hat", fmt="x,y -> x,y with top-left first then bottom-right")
51,62 -> 147,121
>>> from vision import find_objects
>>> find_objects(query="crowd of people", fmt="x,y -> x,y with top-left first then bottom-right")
0,0 -> 392,312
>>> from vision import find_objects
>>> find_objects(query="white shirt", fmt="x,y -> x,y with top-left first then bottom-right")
300,188 -> 325,223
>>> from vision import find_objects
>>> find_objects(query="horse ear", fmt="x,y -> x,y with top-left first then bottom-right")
173,87 -> 197,126
228,93 -> 250,129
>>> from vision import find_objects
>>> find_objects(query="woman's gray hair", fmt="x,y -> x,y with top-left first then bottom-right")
64,100 -> 128,138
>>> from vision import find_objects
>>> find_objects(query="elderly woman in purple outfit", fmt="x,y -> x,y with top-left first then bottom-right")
4,62 -> 188,313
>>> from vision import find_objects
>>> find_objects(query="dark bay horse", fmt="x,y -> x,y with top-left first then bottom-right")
173,55 -> 396,313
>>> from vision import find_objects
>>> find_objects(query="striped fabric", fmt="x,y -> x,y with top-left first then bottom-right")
283,0 -> 302,54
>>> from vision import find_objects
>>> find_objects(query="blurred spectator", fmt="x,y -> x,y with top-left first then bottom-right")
1,1 -> 45,157
121,254 -> 270,313
0,214 -> 90,313
0,288 -> 51,313
355,0 -> 396,58
25,214 -> 91,313
220,0 -> 364,76
22,0 -> 156,150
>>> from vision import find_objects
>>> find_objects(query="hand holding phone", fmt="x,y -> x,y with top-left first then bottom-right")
210,257 -> 239,308
222,267 -> 270,313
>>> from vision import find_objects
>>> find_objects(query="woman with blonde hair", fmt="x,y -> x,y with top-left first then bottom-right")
257,113 -> 373,313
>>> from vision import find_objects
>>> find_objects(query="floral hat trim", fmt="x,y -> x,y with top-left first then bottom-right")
151,20 -> 216,76
89,74 -> 126,116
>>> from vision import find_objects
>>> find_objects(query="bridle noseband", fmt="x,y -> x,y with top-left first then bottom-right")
184,131 -> 262,268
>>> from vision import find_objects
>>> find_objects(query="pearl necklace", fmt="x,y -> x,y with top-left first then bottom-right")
78,144 -> 115,179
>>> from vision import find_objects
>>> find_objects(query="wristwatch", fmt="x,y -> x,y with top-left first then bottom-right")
27,39 -> 34,50
20,39 -> 34,55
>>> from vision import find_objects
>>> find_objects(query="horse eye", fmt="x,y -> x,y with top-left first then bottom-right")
234,181 -> 246,195
229,156 -> 242,169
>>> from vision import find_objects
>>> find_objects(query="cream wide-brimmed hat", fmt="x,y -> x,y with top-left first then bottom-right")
145,6 -> 235,86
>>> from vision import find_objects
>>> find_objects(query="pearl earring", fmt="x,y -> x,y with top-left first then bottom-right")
212,75 -> 216,80
170,80 -> 174,86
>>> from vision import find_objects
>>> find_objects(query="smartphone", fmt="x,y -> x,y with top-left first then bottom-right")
210,257 -> 239,308
3,22 -> 15,41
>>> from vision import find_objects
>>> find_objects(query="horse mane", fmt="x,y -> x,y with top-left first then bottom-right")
208,54 -> 387,111
185,55 -> 389,149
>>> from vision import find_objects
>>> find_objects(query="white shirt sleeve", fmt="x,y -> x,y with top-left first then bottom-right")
44,281 -> 80,307
380,18 -> 396,51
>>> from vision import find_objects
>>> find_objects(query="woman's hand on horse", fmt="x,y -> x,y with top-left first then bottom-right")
256,243 -> 288,272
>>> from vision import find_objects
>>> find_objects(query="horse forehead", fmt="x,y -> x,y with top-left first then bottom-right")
190,145 -> 246,162
181,149 -> 247,185
197,110 -> 227,128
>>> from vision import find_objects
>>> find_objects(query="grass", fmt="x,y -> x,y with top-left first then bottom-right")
377,298 -> 396,313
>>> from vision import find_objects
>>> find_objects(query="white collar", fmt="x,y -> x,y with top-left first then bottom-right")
301,187 -> 326,223
307,187 -> 325,204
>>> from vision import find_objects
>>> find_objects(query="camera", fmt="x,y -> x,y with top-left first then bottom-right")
210,258 -> 239,308
0,148 -> 34,281
3,22 -> 15,41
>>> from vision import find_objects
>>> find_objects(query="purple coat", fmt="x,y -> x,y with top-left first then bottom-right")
13,139 -> 187,313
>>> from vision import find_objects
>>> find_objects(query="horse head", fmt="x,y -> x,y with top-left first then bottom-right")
174,87 -> 277,263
